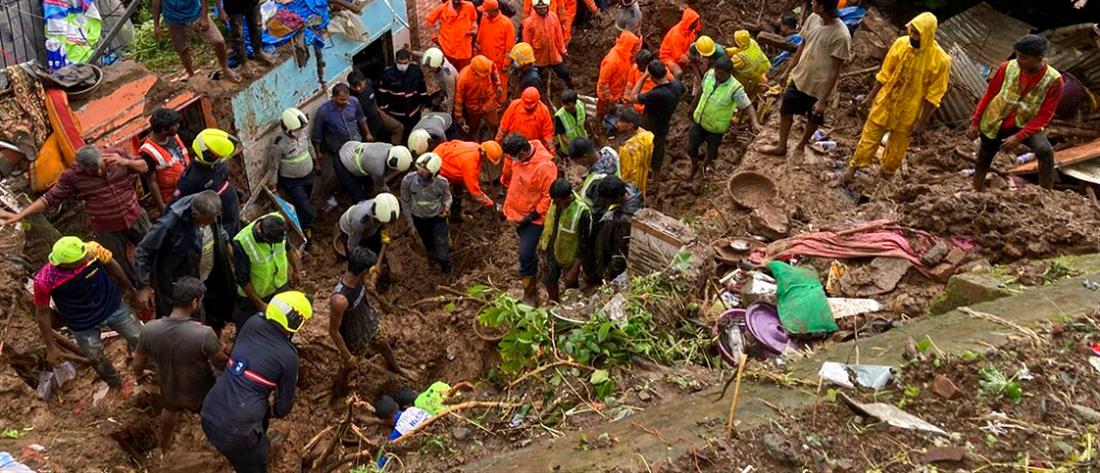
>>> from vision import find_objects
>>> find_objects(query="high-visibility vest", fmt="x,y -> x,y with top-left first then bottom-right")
233,213 -> 288,298
538,192 -> 591,267
979,60 -> 1062,139
554,106 -> 587,153
580,172 -> 605,205
692,70 -> 745,134
139,135 -> 190,201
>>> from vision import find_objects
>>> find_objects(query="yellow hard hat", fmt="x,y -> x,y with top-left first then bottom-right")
192,128 -> 239,165
695,35 -> 717,57
509,43 -> 535,66
265,291 -> 313,333
49,236 -> 87,265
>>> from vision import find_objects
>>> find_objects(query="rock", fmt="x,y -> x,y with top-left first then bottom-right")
452,427 -> 471,441
1004,244 -> 1024,259
928,263 -> 956,282
921,242 -> 950,266
750,206 -> 790,240
927,272 -> 1013,315
636,390 -> 652,402
762,433 -> 798,464
929,374 -> 961,400
918,446 -> 967,464
1071,404 -> 1100,423
944,247 -> 968,266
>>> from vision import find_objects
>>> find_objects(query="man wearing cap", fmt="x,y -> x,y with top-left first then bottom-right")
437,140 -> 503,218
762,0 -> 851,158
523,0 -> 575,90
497,87 -> 555,151
232,214 -> 302,327
508,43 -> 544,99
336,141 -> 414,203
34,236 -> 142,389
173,128 -> 243,236
132,276 -> 227,452
269,108 -> 317,239
3,145 -> 151,284
419,48 -> 459,115
455,55 -> 505,140
688,57 -> 760,178
426,0 -> 478,72
500,133 -> 558,305
201,291 -> 312,472
476,0 -> 516,94
136,191 -> 237,333
400,153 -> 454,274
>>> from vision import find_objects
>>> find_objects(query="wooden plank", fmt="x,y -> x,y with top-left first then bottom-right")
1010,139 -> 1100,175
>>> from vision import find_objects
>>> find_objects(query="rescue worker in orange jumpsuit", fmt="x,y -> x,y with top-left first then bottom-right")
657,8 -> 701,78
596,30 -> 642,126
476,0 -> 516,94
497,87 -> 555,151
437,140 -> 504,218
499,133 -> 558,306
522,0 -> 574,90
524,0 -> 598,44
427,0 -> 478,71
455,55 -> 505,140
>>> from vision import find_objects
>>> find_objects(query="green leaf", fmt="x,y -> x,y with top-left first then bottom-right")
1005,383 -> 1023,403
916,337 -> 932,353
590,369 -> 610,385
443,302 -> 456,313
0,428 -> 26,439
466,284 -> 489,297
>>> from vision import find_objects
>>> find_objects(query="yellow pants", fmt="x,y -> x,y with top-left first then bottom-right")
848,119 -> 912,176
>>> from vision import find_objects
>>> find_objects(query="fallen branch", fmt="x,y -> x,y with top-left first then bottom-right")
471,317 -> 505,342
840,65 -> 879,78
390,401 -> 519,446
507,360 -> 595,389
725,353 -> 749,438
959,307 -> 1042,345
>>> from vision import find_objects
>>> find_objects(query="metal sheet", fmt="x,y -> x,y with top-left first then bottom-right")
1062,159 -> 1100,185
934,44 -> 987,125
1011,138 -> 1100,175
1045,23 -> 1100,91
937,2 -> 1034,69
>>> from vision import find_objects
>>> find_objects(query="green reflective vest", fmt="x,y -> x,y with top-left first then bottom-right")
554,106 -> 588,153
580,172 -> 605,205
692,70 -> 745,134
979,60 -> 1062,139
538,192 -> 592,267
234,213 -> 288,298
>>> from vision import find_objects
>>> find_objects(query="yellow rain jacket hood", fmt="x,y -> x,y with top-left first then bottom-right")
868,12 -> 951,130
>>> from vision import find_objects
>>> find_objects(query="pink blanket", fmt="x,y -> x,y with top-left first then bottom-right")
750,220 -> 934,275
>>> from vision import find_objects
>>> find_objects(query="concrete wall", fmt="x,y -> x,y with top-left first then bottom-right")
231,0 -> 410,189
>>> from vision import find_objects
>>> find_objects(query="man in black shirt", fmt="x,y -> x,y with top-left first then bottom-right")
628,59 -> 684,181
377,49 -> 428,141
348,71 -> 405,145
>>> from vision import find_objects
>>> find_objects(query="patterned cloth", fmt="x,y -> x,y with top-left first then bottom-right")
0,66 -> 50,160
42,153 -> 142,233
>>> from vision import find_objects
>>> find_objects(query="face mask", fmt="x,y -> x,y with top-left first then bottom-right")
396,63 -> 409,72
910,37 -> 921,49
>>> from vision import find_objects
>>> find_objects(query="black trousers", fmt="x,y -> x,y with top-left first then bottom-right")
202,418 -> 269,473
412,215 -> 452,273
975,129 -> 1055,189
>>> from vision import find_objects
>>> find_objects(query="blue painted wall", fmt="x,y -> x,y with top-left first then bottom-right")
230,0 -> 409,141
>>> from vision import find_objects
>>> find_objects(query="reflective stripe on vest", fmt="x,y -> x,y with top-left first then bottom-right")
552,193 -> 591,266
140,135 -> 190,169
233,213 -> 289,298
554,106 -> 587,151
227,358 -> 277,389
692,70 -> 744,134
980,60 -> 1062,139
281,150 -> 310,164
580,172 -> 605,205
351,143 -> 371,177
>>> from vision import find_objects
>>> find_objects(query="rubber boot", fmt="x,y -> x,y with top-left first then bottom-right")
522,276 -> 539,306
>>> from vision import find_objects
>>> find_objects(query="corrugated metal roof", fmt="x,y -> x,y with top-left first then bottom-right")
1045,22 -> 1100,91
935,44 -> 988,125
937,2 -> 1034,69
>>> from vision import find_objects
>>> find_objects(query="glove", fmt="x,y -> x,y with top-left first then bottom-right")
381,228 -> 391,245
520,210 -> 539,226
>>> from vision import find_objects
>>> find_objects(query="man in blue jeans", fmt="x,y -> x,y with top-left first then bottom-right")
34,236 -> 142,389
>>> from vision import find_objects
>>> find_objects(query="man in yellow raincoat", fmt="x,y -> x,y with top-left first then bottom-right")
837,12 -> 949,186
615,107 -> 654,197
727,30 -> 770,100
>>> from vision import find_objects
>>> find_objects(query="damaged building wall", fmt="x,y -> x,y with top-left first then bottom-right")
230,0 -> 410,191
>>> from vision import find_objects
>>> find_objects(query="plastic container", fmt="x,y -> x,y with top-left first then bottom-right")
1016,152 -> 1036,165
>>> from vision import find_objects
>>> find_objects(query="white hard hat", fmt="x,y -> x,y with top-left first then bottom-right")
281,108 -> 308,131
387,145 -> 413,171
416,152 -> 442,176
408,129 -> 432,155
423,48 -> 445,69
372,193 -> 401,223
534,0 -> 549,6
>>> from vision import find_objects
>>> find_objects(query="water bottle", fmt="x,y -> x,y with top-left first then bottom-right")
961,169 -> 975,177
812,130 -> 827,142
1016,152 -> 1036,165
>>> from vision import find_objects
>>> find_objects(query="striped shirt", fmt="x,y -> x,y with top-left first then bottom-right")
42,151 -> 141,233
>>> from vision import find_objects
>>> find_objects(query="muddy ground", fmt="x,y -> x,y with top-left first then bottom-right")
2,0 -> 1100,471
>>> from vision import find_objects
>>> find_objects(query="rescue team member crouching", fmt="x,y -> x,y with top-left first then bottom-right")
232,213 -> 301,327
337,140 -> 414,202
35,237 -> 142,389
437,140 -> 504,219
401,152 -> 454,274
201,291 -> 312,473
539,178 -> 593,302
132,276 -> 227,452
500,134 -> 558,306
135,191 -> 237,332
339,193 -> 401,255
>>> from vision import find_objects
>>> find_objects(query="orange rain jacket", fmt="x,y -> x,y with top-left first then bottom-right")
437,140 -> 494,206
455,57 -> 504,122
522,11 -> 567,66
658,8 -> 701,67
597,31 -> 642,114
427,1 -> 478,61
524,0 -> 597,43
501,139 -> 558,225
497,89 -> 555,148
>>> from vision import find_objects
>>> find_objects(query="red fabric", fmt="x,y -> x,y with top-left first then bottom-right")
971,62 -> 1065,140
598,31 -> 642,108
476,13 -> 516,70
501,140 -> 558,224
45,88 -> 85,150
522,11 -> 566,66
427,1 -> 478,61
753,220 -> 934,275
455,59 -> 503,120
438,140 -> 494,206
497,95 -> 555,148
658,8 -> 701,66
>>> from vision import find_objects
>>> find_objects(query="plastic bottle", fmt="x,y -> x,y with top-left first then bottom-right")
1016,152 -> 1036,165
